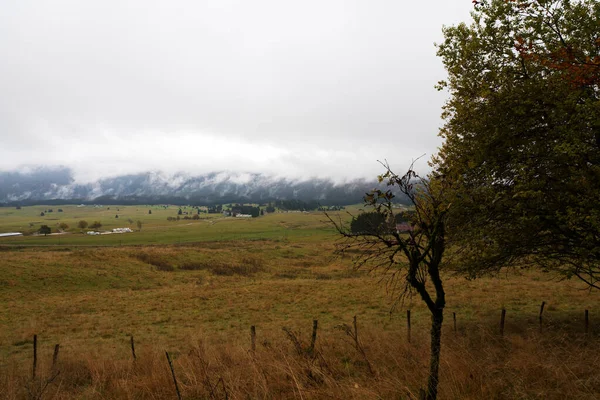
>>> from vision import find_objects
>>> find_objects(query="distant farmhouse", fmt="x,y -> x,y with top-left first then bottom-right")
112,227 -> 133,233
86,227 -> 133,235
235,214 -> 253,218
396,222 -> 413,232
395,211 -> 415,233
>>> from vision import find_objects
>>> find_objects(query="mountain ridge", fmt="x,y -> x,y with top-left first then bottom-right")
0,166 -> 407,206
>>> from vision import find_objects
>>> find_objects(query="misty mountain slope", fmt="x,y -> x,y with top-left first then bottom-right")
0,167 -> 409,206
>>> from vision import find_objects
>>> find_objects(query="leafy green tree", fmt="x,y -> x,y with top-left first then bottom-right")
90,221 -> 102,230
39,225 -> 51,236
137,220 -> 143,231
58,222 -> 69,231
77,220 -> 88,231
435,0 -> 600,288
350,211 -> 388,235
329,165 -> 449,400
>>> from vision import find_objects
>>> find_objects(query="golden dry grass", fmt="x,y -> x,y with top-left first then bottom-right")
1,325 -> 598,399
1,235 -> 599,399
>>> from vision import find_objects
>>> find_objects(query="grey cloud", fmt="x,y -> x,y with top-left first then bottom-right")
0,0 -> 473,181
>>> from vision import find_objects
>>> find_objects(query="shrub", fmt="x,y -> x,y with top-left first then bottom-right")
179,256 -> 264,276
274,271 -> 299,279
136,253 -> 174,272
210,257 -> 264,276
89,221 -> 102,229
155,264 -> 174,272
179,261 -> 212,270
350,212 -> 389,235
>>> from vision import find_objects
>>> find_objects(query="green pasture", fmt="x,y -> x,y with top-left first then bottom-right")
0,203 -> 597,379
0,204 -> 356,246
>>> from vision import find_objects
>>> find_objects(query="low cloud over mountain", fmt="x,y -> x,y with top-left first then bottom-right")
0,166 -> 405,206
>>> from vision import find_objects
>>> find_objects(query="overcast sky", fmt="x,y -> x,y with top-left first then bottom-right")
0,0 -> 474,182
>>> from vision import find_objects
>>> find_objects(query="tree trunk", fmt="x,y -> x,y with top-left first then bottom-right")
426,310 -> 444,400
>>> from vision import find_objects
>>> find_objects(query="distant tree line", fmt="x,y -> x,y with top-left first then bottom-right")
229,204 -> 260,217
350,211 -> 413,235
318,205 -> 345,211
274,199 -> 319,211
207,205 -> 223,214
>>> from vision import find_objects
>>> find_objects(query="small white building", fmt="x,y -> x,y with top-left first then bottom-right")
0,232 -> 23,238
112,227 -> 133,233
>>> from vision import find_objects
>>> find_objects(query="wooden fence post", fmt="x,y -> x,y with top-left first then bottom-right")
407,310 -> 411,343
453,312 -> 457,334
310,320 -> 318,353
52,344 -> 60,369
130,335 -> 137,360
250,325 -> 256,353
500,309 -> 506,336
32,334 -> 38,380
351,315 -> 375,376
539,302 -> 545,333
165,351 -> 182,400
585,310 -> 589,334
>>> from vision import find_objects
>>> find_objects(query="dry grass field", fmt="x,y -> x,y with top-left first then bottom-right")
0,206 -> 598,399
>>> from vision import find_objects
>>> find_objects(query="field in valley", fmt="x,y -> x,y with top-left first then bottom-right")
0,205 -> 598,399
0,204 -> 333,246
